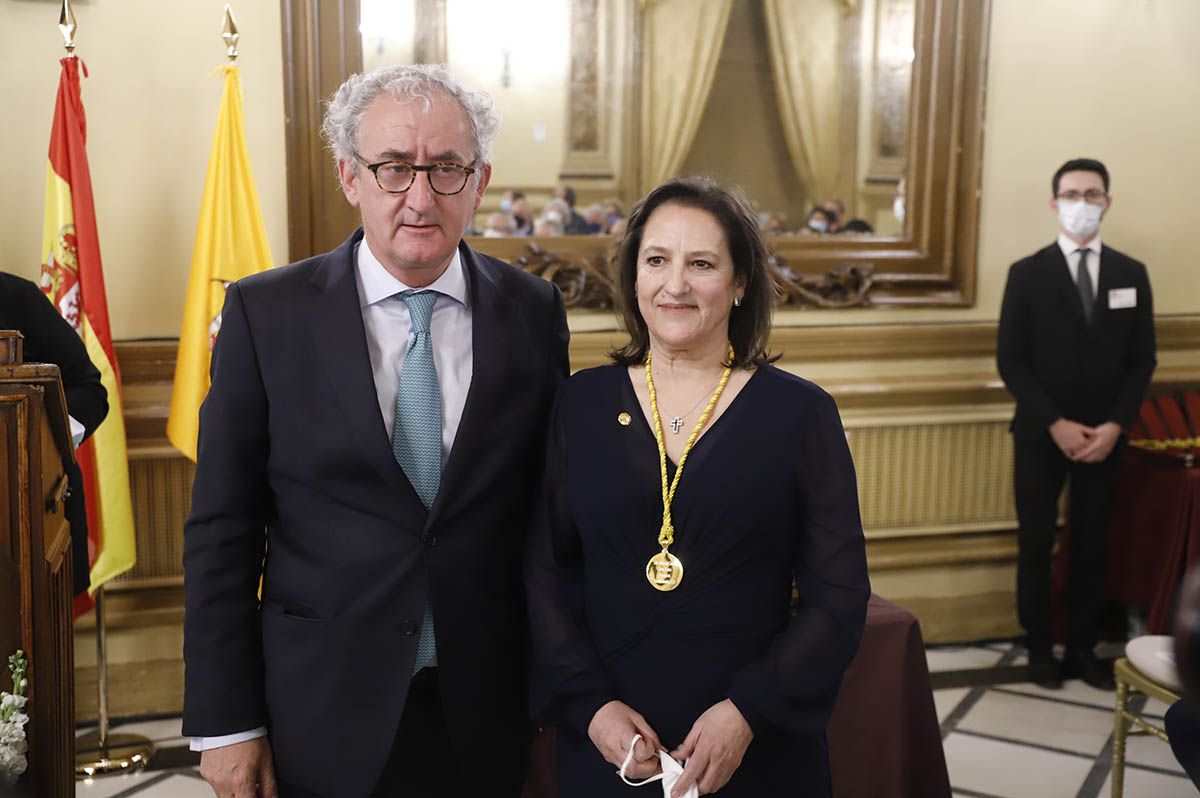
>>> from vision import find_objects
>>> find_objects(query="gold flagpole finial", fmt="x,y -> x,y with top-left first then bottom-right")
59,0 -> 77,54
222,4 -> 240,62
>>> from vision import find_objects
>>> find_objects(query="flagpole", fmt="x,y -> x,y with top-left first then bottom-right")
52,0 -> 154,776
75,589 -> 155,778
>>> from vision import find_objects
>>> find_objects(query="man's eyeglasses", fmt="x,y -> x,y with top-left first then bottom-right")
1056,189 -> 1108,204
355,154 -> 477,196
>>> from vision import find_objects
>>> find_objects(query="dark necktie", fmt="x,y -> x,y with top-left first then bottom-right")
1076,249 -> 1095,324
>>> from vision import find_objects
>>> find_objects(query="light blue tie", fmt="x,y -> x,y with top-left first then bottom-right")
393,290 -> 441,673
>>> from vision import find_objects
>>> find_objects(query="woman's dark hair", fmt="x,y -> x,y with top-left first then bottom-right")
610,176 -> 779,369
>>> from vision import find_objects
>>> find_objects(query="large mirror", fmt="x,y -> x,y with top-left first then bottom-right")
360,0 -> 913,239
282,0 -> 989,308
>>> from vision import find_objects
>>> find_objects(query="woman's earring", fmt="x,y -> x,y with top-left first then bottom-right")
733,296 -> 742,307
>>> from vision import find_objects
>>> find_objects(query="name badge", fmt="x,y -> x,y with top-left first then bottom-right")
1108,287 -> 1137,309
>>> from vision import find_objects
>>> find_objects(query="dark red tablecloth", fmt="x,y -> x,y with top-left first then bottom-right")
523,594 -> 950,797
826,594 -> 951,798
1053,449 -> 1200,636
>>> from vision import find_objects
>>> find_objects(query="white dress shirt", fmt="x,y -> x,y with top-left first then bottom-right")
191,242 -> 474,752
1057,233 -> 1101,289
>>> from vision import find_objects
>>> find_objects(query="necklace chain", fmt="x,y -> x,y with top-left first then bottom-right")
663,384 -> 714,429
645,345 -> 735,549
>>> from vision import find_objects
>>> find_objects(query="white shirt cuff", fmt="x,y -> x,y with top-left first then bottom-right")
190,726 -> 268,751
69,414 -> 85,449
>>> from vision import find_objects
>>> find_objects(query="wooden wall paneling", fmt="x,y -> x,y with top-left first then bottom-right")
281,0 -> 364,262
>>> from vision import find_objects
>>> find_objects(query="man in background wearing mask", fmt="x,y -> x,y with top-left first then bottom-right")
997,158 -> 1156,691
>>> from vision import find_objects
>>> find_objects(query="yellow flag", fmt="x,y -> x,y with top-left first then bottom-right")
167,65 -> 273,461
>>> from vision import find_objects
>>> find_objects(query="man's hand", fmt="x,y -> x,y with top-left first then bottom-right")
669,700 -> 753,797
1049,419 -> 1096,461
1074,421 -> 1122,463
199,737 -> 278,798
588,700 -> 663,781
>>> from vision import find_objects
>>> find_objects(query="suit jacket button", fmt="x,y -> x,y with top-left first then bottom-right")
399,620 -> 416,636
424,535 -> 438,547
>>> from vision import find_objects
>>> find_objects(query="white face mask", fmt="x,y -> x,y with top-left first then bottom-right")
808,219 -> 828,234
893,197 -> 906,224
1057,199 -> 1104,240
618,734 -> 698,798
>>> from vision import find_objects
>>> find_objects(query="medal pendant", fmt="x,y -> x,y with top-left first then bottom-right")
646,549 -> 683,591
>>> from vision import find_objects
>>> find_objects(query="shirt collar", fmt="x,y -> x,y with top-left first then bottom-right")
355,240 -> 469,309
1057,232 -> 1101,259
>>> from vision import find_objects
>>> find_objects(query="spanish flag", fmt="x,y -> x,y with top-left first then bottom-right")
166,64 -> 273,461
38,57 -> 136,614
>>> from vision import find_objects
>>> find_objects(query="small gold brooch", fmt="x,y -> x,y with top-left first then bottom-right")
618,412 -> 632,426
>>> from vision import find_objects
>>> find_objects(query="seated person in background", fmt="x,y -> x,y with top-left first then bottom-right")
763,213 -> 787,235
821,199 -> 846,232
583,203 -> 608,234
608,216 -> 628,237
554,183 -> 591,234
511,192 -> 534,235
840,219 -> 874,234
803,206 -> 835,234
534,215 -> 566,236
0,270 -> 108,598
482,211 -> 513,237
604,200 -> 625,230
527,176 -> 869,797
542,197 -> 574,233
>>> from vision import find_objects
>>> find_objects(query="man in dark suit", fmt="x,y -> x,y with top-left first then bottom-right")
997,158 -> 1156,691
0,271 -> 107,598
182,65 -> 569,797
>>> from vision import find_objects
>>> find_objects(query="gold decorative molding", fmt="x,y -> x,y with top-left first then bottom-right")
513,242 -> 618,310
772,259 -> 874,309
479,239 -> 883,310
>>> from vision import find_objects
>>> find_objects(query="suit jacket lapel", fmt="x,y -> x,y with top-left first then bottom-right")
426,243 -> 512,530
1093,246 -> 1116,328
307,229 -> 424,506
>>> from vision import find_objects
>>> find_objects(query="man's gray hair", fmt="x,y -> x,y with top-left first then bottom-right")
321,64 -> 500,166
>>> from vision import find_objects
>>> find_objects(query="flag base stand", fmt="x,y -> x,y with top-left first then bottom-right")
74,587 -> 157,779
75,732 -> 156,778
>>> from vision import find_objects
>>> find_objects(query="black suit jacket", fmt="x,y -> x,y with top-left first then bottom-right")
0,272 -> 108,595
182,231 -> 569,796
997,243 -> 1156,440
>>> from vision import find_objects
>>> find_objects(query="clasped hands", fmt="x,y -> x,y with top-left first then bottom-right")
1049,419 -> 1122,463
588,699 -> 753,797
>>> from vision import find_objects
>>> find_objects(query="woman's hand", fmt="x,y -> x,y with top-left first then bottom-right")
669,699 -> 753,796
588,700 -> 664,781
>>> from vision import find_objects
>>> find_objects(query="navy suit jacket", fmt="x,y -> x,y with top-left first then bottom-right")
182,230 -> 569,796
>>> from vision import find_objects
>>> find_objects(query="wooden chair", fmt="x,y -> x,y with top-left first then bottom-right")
1111,636 -> 1182,797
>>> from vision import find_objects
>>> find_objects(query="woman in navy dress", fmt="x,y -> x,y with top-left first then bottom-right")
526,177 -> 870,797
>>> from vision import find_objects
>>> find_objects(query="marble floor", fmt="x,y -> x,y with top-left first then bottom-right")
73,641 -> 1197,797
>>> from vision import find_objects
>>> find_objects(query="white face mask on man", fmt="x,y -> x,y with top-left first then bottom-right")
1057,199 -> 1104,240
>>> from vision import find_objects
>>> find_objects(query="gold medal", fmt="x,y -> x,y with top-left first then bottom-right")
646,548 -> 684,591
643,345 -> 735,592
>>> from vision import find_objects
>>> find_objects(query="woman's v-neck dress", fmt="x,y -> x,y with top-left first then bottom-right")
526,364 -> 870,797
